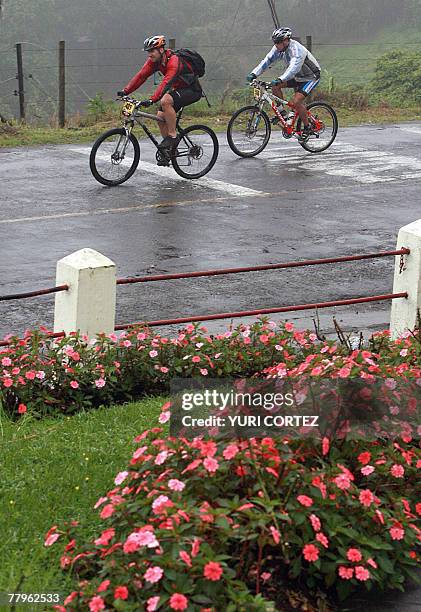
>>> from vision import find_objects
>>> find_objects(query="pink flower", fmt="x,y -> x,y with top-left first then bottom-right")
358,452 -> 371,465
316,532 -> 329,548
95,378 -> 106,388
303,544 -> 319,562
44,533 -> 60,547
192,356 -> 201,363
149,350 -> 158,358
285,322 -> 294,332
160,366 -> 169,373
338,566 -> 354,579
1,357 -> 12,366
123,530 -> 159,553
25,370 -> 36,380
200,368 -> 208,376
36,370 -> 45,380
359,489 -> 374,507
169,593 -> 188,610
159,411 -> 171,424
114,471 -> 129,485
114,586 -> 129,600
334,474 -> 352,490
18,403 -> 27,414
100,504 -> 115,519
338,367 -> 351,378
347,548 -> 362,562
152,494 -> 173,514
261,572 -> 272,582
147,596 -> 160,612
191,538 -> 201,558
94,528 -> 115,546
203,456 -> 219,473
270,526 -> 280,544
390,464 -> 405,478
168,479 -> 185,491
3,377 -> 13,388
309,514 -> 321,532
297,495 -> 313,507
390,526 -> 405,540
144,566 -> 164,584
123,340 -> 132,348
70,380 -> 79,389
155,451 -> 169,465
179,550 -> 192,567
322,437 -> 330,455
89,596 -> 105,611
367,558 -> 378,569
355,566 -> 370,581
361,465 -> 375,476
223,444 -> 239,460
204,561 -> 223,581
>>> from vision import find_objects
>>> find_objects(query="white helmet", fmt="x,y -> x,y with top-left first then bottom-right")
143,35 -> 166,51
272,27 -> 292,43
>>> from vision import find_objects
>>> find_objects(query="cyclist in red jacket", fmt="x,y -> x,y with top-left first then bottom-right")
118,35 -> 202,150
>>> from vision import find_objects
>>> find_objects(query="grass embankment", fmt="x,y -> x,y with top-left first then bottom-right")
1,105 -> 421,148
0,397 -> 163,607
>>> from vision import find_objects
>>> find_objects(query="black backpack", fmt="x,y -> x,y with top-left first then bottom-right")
174,48 -> 206,80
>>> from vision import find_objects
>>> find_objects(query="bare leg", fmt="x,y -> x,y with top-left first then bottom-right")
157,110 -> 168,138
291,92 -> 309,127
271,83 -> 285,103
160,93 -> 177,138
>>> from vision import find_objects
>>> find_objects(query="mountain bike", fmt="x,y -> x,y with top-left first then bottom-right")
227,80 -> 338,157
90,96 -> 219,186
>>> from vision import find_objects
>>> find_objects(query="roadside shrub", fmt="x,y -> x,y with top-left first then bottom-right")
48,401 -> 420,611
1,322 -> 420,419
372,50 -> 421,104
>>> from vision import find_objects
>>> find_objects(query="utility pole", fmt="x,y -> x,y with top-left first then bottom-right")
266,0 -> 280,28
15,43 -> 25,121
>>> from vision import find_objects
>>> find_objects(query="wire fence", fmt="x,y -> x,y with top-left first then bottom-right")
1,38 -> 421,123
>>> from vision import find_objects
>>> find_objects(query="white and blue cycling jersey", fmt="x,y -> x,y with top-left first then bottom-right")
252,39 -> 321,83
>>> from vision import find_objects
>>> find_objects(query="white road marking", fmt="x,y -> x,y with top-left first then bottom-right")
399,126 -> 421,135
263,142 -> 421,184
69,147 -> 266,197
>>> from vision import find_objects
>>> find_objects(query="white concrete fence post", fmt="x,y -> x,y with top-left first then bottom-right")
390,219 -> 421,339
54,248 -> 116,338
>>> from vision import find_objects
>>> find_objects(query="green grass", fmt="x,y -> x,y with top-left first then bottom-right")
0,397 -> 164,607
1,104 -> 420,149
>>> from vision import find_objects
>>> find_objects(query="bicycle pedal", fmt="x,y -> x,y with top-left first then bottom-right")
157,159 -> 170,167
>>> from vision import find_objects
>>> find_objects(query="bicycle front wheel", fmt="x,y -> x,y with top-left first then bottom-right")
297,102 -> 338,153
90,128 -> 140,186
172,125 -> 219,179
227,105 -> 271,157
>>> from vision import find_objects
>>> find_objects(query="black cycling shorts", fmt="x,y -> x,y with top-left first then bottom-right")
285,77 -> 320,97
162,86 -> 202,112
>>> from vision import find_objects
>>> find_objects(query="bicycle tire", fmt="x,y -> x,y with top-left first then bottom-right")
227,105 -> 271,158
172,124 -> 219,179
90,127 -> 140,186
297,102 -> 338,153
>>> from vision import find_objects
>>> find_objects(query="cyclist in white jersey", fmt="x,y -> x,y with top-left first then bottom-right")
247,27 -> 321,141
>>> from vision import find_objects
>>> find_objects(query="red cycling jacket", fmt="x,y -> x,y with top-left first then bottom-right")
123,50 -> 192,102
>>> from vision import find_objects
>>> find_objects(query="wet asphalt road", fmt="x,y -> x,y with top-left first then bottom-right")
1,122 -> 421,340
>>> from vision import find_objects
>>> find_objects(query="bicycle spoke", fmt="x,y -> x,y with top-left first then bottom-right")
95,134 -> 136,181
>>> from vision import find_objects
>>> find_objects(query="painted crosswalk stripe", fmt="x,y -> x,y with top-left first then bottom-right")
69,147 -> 266,197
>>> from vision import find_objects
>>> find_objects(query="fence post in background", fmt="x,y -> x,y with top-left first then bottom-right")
54,248 -> 117,339
58,40 -> 65,128
390,219 -> 421,338
15,43 -> 25,121
169,38 -> 176,50
306,35 -> 312,52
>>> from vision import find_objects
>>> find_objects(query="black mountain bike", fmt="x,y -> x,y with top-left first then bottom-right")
90,96 -> 219,186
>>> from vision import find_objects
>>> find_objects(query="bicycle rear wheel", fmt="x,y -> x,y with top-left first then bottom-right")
90,127 -> 140,186
227,105 -> 271,157
172,125 -> 219,179
297,102 -> 338,153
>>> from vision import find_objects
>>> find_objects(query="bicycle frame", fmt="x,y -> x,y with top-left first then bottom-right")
251,80 -> 320,138
117,96 -> 187,158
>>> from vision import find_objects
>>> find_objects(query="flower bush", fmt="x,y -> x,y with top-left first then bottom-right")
0,321 -> 420,419
48,407 -> 420,611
